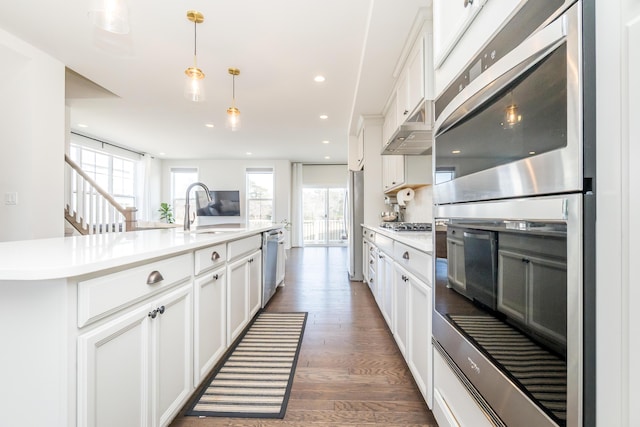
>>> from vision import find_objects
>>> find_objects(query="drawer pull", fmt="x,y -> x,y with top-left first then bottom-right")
148,309 -> 158,319
464,0 -> 473,7
379,254 -> 383,259
213,273 -> 219,280
370,259 -> 374,264
157,305 -> 165,315
211,251 -> 221,262
403,251 -> 410,260
146,271 -> 164,285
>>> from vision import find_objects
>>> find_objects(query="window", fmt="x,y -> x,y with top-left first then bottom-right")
170,168 -> 198,223
69,144 -> 136,207
246,168 -> 274,224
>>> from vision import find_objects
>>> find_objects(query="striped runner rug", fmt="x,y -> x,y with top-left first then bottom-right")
448,314 -> 567,425
187,312 -> 307,418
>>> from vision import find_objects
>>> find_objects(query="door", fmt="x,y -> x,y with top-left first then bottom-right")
303,187 -> 346,246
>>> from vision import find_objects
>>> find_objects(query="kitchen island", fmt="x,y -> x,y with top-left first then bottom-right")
0,224 -> 281,427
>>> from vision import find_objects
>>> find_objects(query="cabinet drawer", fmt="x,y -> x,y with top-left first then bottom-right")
376,234 -> 394,255
194,243 -> 227,275
227,234 -> 262,261
394,242 -> 432,284
78,253 -> 192,327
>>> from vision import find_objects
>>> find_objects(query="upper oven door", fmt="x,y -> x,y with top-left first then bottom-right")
433,2 -> 581,204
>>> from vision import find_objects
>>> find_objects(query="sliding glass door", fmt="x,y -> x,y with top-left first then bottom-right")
302,187 -> 346,246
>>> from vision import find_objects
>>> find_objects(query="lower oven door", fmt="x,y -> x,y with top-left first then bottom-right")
433,194 -> 582,427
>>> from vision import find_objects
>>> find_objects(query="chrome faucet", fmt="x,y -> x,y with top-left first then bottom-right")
184,182 -> 212,231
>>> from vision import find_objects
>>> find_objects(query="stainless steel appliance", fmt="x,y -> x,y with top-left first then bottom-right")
346,170 -> 364,281
432,1 -> 596,426
379,222 -> 432,232
262,229 -> 281,307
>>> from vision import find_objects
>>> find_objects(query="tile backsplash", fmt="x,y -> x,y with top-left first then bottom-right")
402,186 -> 433,223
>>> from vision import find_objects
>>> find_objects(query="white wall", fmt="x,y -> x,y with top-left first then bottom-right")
160,158 -> 291,228
302,164 -> 348,187
403,185 -> 433,223
0,28 -> 65,241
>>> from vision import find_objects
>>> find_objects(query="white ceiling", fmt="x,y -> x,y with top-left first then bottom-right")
0,0 -> 430,163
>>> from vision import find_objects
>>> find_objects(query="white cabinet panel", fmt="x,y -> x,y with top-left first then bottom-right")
194,266 -> 226,386
393,264 -> 409,356
433,0 -> 486,69
227,249 -> 262,345
407,270 -> 432,406
249,249 -> 262,318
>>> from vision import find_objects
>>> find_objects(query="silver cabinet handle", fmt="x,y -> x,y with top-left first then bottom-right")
211,251 -> 221,262
146,271 -> 164,285
464,0 -> 473,7
213,273 -> 219,280
148,309 -> 158,319
403,251 -> 410,260
157,305 -> 165,315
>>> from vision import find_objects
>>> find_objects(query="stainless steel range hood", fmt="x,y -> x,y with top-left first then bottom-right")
381,101 -> 433,155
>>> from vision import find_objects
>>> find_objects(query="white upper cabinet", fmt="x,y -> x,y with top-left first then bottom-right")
396,35 -> 427,126
433,0 -> 487,70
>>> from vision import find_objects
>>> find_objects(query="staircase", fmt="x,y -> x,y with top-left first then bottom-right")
64,155 -> 137,235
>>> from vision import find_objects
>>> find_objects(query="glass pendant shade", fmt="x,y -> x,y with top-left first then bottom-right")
226,107 -> 241,131
88,0 -> 130,34
184,67 -> 205,102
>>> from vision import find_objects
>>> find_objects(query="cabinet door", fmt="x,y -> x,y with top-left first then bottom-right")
357,127 -> 365,169
528,255 -> 567,345
227,255 -> 250,344
363,239 -> 370,283
383,254 -> 395,329
248,250 -> 262,318
394,264 -> 409,356
383,96 -> 398,146
497,249 -> 527,322
446,238 -> 466,291
152,284 -> 193,427
77,305 -> 150,427
408,274 -> 433,406
276,238 -> 286,285
433,0 -> 487,68
396,71 -> 410,124
407,37 -> 425,112
194,267 -> 227,386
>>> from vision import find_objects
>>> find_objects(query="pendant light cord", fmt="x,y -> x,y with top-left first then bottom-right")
193,20 -> 198,66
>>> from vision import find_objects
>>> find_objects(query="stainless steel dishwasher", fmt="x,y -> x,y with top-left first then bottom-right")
262,229 -> 280,307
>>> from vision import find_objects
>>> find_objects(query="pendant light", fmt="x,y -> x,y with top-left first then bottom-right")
226,68 -> 241,131
184,10 -> 205,102
88,0 -> 130,34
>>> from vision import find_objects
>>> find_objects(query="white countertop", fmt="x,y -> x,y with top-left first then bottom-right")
362,224 -> 433,253
0,224 -> 280,281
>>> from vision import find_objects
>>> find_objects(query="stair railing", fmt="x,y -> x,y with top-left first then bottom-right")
64,155 -> 137,234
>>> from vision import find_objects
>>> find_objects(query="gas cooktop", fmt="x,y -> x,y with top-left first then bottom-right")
379,222 -> 432,232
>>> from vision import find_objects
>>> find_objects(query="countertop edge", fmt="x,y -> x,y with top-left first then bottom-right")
362,224 -> 433,254
0,225 -> 282,281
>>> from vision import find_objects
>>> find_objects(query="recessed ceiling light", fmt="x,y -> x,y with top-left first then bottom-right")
246,152 -> 252,155
319,114 -> 328,120
77,123 -> 88,128
322,140 -> 330,144
324,156 -> 331,160
205,123 -> 214,128
529,151 -> 536,155
452,150 -> 461,154
314,75 -> 326,83
159,152 -> 166,156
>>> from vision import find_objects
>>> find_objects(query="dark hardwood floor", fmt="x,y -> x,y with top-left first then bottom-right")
170,246 -> 437,427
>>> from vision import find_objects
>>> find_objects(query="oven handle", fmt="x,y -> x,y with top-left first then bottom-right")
435,10 -> 569,137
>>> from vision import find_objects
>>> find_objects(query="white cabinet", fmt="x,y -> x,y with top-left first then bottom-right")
77,283 -> 193,427
393,264 -> 409,356
378,250 -> 395,329
356,127 -> 365,170
382,155 -> 405,192
382,96 -> 398,146
407,268 -> 433,406
382,155 -> 432,194
194,266 -> 226,386
397,36 -> 426,123
432,0 -> 486,69
227,249 -> 261,345
249,249 -> 263,318
276,234 -> 286,286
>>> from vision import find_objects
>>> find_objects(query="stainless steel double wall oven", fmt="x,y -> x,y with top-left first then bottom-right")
432,1 -> 595,426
